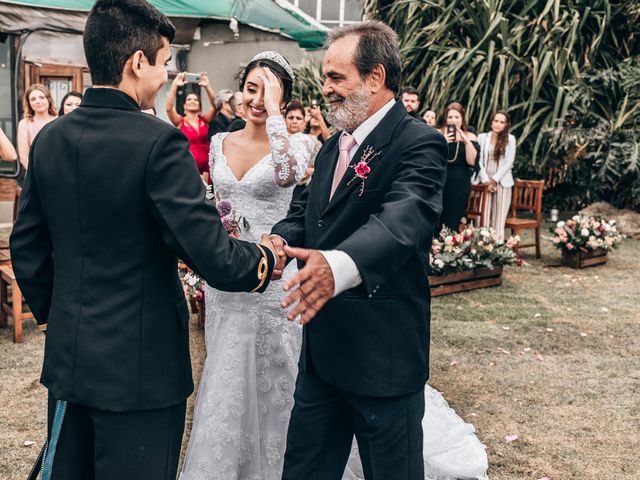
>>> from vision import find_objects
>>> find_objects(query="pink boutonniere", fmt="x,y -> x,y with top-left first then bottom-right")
346,146 -> 381,196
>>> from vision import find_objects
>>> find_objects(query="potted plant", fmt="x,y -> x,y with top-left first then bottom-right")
550,215 -> 622,268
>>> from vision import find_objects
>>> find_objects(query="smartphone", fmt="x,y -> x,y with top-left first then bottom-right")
311,99 -> 319,108
184,72 -> 201,83
446,124 -> 456,137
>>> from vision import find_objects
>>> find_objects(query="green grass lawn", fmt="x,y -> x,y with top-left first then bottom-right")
1,230 -> 638,479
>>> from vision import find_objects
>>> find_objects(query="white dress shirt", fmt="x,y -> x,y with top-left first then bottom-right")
320,98 -> 396,297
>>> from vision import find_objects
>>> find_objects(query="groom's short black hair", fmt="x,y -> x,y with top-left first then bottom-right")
84,0 -> 175,86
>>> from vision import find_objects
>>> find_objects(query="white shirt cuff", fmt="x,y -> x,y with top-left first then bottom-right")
319,250 -> 363,297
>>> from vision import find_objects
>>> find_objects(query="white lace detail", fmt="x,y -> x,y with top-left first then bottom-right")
180,130 -> 304,480
266,116 -> 313,185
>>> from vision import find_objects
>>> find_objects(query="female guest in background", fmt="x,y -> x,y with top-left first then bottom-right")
439,102 -> 479,230
166,72 -> 217,181
0,128 -> 17,162
17,84 -> 57,171
423,109 -> 437,127
306,102 -> 331,143
477,111 -> 516,240
58,91 -> 83,115
286,100 -> 321,202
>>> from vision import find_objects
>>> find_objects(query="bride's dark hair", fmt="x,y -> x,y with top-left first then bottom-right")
239,58 -> 294,105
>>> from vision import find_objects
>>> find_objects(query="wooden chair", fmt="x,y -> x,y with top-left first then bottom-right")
504,179 -> 545,258
0,264 -> 34,343
465,183 -> 490,227
0,186 -> 21,251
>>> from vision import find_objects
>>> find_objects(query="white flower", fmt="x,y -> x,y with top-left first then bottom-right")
444,236 -> 454,245
434,259 -> 445,268
572,215 -> 580,221
557,221 -> 565,228
581,228 -> 590,237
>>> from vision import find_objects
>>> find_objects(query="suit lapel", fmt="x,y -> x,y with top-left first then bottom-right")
322,100 -> 407,216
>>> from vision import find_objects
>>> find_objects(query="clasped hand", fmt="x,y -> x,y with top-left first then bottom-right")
259,234 -> 334,325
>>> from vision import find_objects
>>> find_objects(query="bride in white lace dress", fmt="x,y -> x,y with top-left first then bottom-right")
179,53 -> 312,480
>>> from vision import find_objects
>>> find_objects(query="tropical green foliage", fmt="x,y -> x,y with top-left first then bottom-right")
294,0 -> 640,211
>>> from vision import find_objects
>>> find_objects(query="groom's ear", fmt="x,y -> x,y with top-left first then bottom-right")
129,50 -> 145,79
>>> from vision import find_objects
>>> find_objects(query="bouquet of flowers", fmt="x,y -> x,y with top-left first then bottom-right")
215,193 -> 249,240
182,270 -> 205,303
550,215 -> 622,253
429,225 -> 521,275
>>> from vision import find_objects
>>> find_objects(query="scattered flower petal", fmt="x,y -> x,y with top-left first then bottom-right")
523,347 -> 532,352
23,440 -> 36,447
566,307 -> 573,311
496,348 -> 511,355
534,313 -> 542,318
545,327 -> 554,332
469,413 -> 477,417
502,326 -> 510,330
580,332 -> 587,337
608,335 -> 614,339
450,360 -> 458,366
601,307 -> 609,312
536,353 -> 544,361
505,434 -> 519,442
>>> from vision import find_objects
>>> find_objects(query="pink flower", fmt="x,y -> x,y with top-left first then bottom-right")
194,289 -> 204,302
566,243 -> 574,250
354,161 -> 371,179
516,257 -> 525,267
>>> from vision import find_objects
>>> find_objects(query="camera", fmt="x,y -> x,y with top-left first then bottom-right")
184,72 -> 201,84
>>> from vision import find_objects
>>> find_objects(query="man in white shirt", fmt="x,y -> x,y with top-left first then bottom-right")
271,21 -> 447,479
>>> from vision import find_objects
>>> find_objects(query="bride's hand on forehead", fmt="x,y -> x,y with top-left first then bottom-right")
258,67 -> 284,117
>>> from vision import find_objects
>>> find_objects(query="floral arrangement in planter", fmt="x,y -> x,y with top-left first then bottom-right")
550,215 -> 622,252
429,225 -> 521,276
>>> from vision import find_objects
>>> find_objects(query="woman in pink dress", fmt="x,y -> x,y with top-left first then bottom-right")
166,72 -> 217,182
17,84 -> 57,171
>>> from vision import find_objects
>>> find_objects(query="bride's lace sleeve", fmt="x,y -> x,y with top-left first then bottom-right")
266,115 -> 313,187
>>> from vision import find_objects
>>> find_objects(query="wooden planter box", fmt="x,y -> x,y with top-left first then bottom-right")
428,266 -> 503,297
562,248 -> 608,269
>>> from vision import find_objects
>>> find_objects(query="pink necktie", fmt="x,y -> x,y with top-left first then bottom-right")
330,133 -> 357,199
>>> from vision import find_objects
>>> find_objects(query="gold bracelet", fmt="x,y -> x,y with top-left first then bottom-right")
250,244 -> 269,293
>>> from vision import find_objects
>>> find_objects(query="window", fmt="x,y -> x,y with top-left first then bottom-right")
294,0 -> 363,27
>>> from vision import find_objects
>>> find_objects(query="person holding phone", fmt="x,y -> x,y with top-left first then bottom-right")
438,102 -> 480,230
166,71 -> 217,182
305,100 -> 331,143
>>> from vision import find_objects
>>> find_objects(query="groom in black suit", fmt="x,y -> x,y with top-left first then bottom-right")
10,1 -> 279,478
271,21 -> 447,479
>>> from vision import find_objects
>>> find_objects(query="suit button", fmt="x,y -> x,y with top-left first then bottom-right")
317,220 -> 325,228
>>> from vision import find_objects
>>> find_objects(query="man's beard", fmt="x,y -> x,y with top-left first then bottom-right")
326,84 -> 373,133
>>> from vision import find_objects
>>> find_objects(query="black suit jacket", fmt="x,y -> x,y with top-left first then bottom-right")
10,88 -> 274,412
272,100 -> 447,397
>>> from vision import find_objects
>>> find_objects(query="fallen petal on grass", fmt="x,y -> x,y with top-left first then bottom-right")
22,440 -> 36,447
545,327 -> 554,332
502,326 -> 510,330
496,348 -> 511,355
505,434 -> 519,442
450,360 -> 458,366
580,332 -> 587,337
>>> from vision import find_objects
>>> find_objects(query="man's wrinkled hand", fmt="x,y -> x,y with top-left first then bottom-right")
281,246 -> 334,325
260,234 -> 286,279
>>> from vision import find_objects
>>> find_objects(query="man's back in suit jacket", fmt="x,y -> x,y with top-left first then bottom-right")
10,88 -> 273,412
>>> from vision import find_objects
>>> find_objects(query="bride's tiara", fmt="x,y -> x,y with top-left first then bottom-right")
251,51 -> 295,81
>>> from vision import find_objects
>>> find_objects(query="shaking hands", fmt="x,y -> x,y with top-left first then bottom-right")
259,234 -> 335,325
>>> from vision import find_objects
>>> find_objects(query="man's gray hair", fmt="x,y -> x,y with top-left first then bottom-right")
215,89 -> 234,110
326,21 -> 402,94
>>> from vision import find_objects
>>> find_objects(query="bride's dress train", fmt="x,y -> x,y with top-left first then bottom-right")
343,384 -> 489,480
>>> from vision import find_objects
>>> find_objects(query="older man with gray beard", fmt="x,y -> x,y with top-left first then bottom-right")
270,20 -> 448,480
